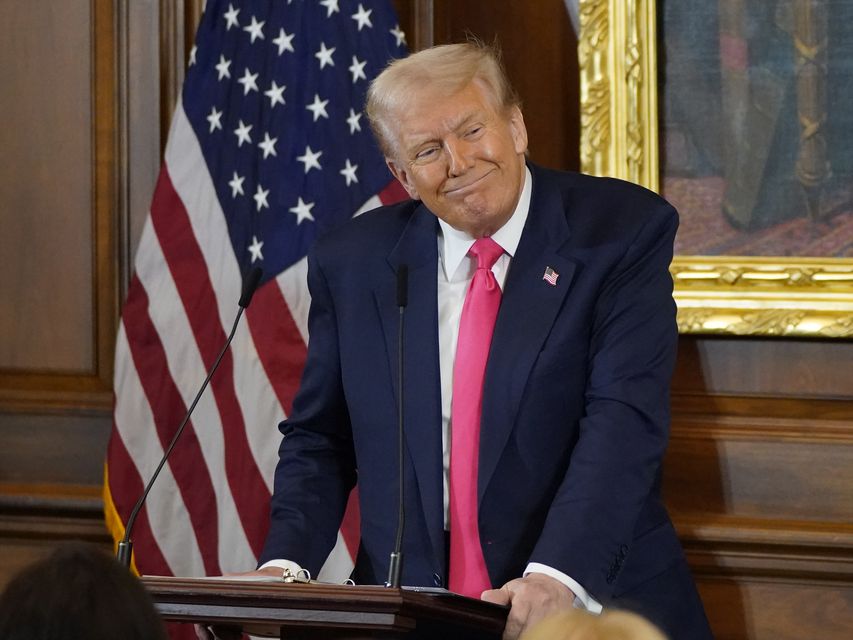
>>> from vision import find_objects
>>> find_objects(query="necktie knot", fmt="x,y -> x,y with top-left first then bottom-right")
469,237 -> 504,271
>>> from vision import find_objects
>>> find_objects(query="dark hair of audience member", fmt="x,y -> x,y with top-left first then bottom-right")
0,542 -> 167,640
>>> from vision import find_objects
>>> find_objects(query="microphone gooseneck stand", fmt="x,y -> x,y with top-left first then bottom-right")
386,264 -> 408,588
117,267 -> 263,568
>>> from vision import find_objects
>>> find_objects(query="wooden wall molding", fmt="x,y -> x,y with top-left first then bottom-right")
0,484 -> 108,543
0,386 -> 113,414
678,516 -> 853,583
0,483 -> 111,588
668,392 -> 853,630
673,414 -> 853,444
672,392 -> 853,422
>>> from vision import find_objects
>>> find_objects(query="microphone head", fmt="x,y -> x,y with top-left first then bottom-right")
396,264 -> 409,308
239,267 -> 264,308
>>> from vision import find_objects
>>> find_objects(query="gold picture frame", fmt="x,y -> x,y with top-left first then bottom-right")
578,0 -> 853,337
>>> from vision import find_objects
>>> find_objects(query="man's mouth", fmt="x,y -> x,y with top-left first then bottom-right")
444,170 -> 494,197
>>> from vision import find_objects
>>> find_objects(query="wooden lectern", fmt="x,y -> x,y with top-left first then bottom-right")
143,576 -> 508,639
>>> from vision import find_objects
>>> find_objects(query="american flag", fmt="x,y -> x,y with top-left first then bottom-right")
542,266 -> 559,286
104,0 -> 407,584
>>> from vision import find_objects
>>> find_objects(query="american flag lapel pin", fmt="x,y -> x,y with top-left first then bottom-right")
542,266 -> 559,286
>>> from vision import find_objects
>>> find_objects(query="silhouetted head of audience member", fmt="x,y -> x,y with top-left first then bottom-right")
0,542 -> 167,640
520,608 -> 668,640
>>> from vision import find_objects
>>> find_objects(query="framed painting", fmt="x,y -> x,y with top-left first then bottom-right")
578,0 -> 853,337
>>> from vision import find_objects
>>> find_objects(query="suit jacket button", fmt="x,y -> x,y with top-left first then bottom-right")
433,573 -> 443,587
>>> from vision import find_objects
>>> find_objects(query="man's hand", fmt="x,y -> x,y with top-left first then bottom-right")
223,566 -> 285,579
481,573 -> 576,640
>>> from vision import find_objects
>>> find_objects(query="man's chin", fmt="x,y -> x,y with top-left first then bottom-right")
453,210 -> 504,237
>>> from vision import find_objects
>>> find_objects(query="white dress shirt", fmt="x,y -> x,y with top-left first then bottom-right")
265,168 -> 601,613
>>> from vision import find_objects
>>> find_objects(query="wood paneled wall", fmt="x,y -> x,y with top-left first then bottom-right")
0,0 -> 186,582
0,0 -> 118,579
669,338 -> 853,638
0,1 -> 850,637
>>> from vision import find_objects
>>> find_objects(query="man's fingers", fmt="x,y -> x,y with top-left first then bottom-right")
486,574 -> 575,640
222,566 -> 283,578
481,584 -> 525,639
481,587 -> 510,606
502,598 -> 531,640
503,617 -> 524,640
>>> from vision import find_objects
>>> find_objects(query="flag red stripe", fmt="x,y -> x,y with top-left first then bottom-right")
149,168 -> 270,556
164,624 -> 201,640
245,283 -> 307,416
121,275 -> 222,575
106,425 -> 173,577
340,487 -> 361,560
378,180 -> 408,205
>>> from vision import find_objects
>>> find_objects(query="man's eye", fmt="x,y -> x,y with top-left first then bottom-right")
415,147 -> 437,160
466,126 -> 483,137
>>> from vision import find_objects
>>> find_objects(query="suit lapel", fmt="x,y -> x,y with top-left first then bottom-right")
479,167 -> 578,502
375,204 -> 445,568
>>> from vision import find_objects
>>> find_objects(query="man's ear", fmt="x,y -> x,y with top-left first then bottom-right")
386,158 -> 420,200
508,106 -> 528,155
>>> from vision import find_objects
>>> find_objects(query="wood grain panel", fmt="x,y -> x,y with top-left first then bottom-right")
0,0 -> 119,411
665,418 -> 853,521
666,336 -> 853,636
696,578 -> 853,640
0,484 -> 111,590
0,0 -> 121,588
0,1 -> 94,372
121,0 -> 165,291
674,336 -> 853,399
0,411 -> 111,486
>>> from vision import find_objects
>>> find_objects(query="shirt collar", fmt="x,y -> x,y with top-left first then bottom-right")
438,166 -> 532,280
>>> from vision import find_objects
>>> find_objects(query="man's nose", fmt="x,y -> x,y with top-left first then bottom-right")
445,138 -> 473,176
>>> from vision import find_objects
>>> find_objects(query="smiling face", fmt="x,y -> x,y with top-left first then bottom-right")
384,80 -> 528,238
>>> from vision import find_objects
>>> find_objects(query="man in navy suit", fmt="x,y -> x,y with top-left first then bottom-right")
256,42 -> 712,639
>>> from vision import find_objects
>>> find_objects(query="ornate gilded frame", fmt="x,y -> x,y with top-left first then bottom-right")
578,0 -> 853,337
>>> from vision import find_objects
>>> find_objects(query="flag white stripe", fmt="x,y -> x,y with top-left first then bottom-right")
354,194 -> 383,217
275,259 -> 311,346
317,531 -> 356,584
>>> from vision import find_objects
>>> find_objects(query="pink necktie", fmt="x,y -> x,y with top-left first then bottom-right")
449,236 -> 504,597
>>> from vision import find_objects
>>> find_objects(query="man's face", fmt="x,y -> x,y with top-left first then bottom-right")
385,80 -> 528,238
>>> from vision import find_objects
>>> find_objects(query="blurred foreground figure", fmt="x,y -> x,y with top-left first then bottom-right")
521,609 -> 667,640
0,542 -> 167,640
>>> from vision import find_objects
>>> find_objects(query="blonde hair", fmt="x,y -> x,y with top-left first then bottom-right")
366,40 -> 521,157
520,609 -> 668,640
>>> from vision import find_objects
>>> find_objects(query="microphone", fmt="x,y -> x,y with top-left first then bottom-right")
386,264 -> 408,588
117,267 -> 264,569
239,266 -> 263,308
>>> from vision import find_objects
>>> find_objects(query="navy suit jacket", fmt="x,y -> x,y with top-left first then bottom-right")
260,164 -> 712,638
